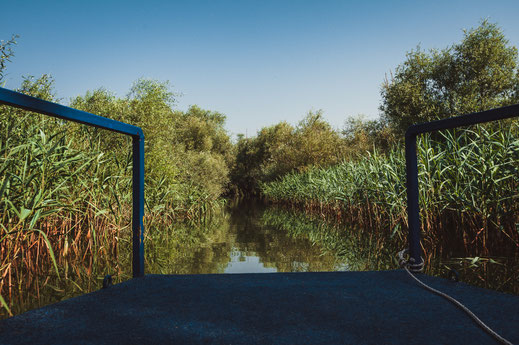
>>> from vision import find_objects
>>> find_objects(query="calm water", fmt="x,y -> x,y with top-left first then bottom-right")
2,199 -> 517,319
149,200 -> 352,275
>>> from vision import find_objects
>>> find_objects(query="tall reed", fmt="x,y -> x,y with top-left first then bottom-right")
0,104 -> 225,317
261,122 -> 519,258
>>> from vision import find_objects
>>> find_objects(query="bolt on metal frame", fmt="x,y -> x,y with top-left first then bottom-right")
0,87 -> 145,277
405,103 -> 519,271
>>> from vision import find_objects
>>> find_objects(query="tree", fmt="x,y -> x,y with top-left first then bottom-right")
291,110 -> 344,169
230,111 -> 348,194
342,115 -> 395,156
174,105 -> 232,159
0,35 -> 18,83
381,20 -> 519,134
71,81 -> 234,203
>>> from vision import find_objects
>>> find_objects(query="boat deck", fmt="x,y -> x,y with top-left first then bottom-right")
1,270 -> 517,344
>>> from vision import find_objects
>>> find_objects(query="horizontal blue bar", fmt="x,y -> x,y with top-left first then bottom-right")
406,103 -> 519,137
0,87 -> 143,139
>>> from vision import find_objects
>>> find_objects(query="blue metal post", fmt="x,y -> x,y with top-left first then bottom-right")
405,131 -> 423,270
132,135 -> 145,277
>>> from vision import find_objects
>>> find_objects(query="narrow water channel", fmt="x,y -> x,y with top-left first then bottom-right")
2,199 -> 517,319
145,199 -> 352,276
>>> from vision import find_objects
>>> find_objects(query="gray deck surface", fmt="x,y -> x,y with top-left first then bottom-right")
1,270 -> 518,345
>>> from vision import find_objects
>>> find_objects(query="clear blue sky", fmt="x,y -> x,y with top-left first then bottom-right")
2,0 -> 519,138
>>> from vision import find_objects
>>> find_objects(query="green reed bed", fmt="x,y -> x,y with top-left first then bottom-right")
261,122 -> 519,262
261,204 -> 519,295
0,104 -> 225,318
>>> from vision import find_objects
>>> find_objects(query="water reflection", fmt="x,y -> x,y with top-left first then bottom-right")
259,203 -> 518,296
165,200 -> 343,274
224,248 -> 277,273
2,199 -> 517,319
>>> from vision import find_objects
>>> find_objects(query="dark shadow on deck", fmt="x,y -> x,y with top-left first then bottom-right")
1,270 -> 518,344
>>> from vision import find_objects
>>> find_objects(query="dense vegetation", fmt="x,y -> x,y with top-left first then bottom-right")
380,20 -> 519,134
0,36 -> 234,315
231,110 -> 349,195
260,21 -> 519,260
235,21 -> 519,194
1,20 -> 519,316
262,125 -> 519,256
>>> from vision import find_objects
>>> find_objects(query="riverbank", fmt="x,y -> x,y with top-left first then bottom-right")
2,199 -> 518,319
261,124 -> 519,262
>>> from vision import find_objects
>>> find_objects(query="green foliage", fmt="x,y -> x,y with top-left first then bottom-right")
0,75 -> 123,315
70,81 -> 233,208
291,111 -> 345,169
341,115 -> 396,157
381,20 -> 519,134
262,122 -> 519,255
0,35 -> 18,83
231,110 -> 347,194
171,105 -> 234,200
1,70 -> 233,314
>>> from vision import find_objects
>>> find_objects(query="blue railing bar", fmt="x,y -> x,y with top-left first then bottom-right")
0,87 -> 144,139
406,103 -> 519,136
405,103 -> 519,271
0,87 -> 145,278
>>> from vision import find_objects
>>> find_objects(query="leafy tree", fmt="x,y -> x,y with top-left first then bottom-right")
0,35 -> 18,83
172,105 -> 234,199
381,20 -> 519,134
71,80 -> 233,206
173,105 -> 233,162
230,123 -> 294,195
230,111 -> 347,194
255,121 -> 296,180
291,110 -> 345,169
342,115 -> 395,156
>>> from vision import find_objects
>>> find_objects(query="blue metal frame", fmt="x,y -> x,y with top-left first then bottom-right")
405,103 -> 519,271
0,86 -> 145,278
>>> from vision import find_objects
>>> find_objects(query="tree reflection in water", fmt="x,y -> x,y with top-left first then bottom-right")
3,199 -> 517,319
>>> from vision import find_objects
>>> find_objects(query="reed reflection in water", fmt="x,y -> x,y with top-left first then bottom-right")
2,199 -> 517,319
